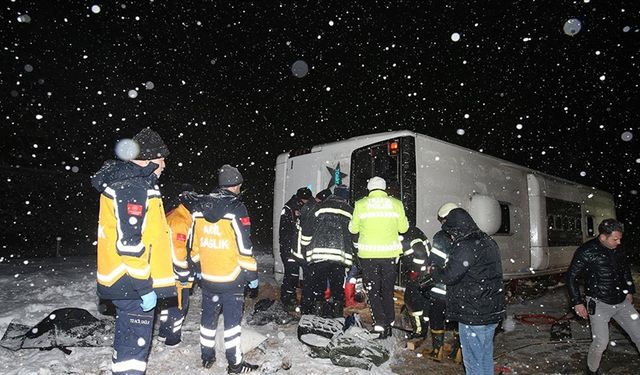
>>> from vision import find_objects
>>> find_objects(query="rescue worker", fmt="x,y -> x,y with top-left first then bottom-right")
157,184 -> 196,347
401,226 -> 431,340
428,203 -> 461,363
426,229 -> 459,361
182,165 -> 259,374
299,186 -> 355,318
292,188 -> 332,266
431,208 -> 505,375
349,176 -> 409,339
279,187 -> 312,311
91,127 -> 176,375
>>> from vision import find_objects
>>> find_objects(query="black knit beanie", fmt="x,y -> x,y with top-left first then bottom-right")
132,127 -> 170,160
296,187 -> 312,200
316,188 -> 332,202
218,164 -> 243,187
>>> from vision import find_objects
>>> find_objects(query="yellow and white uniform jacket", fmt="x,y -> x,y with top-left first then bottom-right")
166,203 -> 195,284
91,160 -> 176,300
182,189 -> 257,293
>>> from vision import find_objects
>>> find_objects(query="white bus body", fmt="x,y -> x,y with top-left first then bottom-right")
273,130 -> 615,281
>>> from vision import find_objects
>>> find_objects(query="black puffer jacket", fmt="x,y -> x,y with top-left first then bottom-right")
431,208 -> 505,325
279,195 -> 304,258
566,238 -> 635,306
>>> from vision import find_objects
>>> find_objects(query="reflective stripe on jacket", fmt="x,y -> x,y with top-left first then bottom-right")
301,195 -> 355,266
93,160 -> 176,300
349,190 -> 409,258
185,189 -> 257,293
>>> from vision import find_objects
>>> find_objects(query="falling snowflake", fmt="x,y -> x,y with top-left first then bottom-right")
563,18 -> 582,36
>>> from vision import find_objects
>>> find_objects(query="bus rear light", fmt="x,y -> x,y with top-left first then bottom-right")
388,141 -> 399,155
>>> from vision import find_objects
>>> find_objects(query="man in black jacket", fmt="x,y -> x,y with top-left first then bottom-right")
279,187 -> 312,311
299,187 -> 354,317
567,218 -> 640,375
431,208 -> 505,375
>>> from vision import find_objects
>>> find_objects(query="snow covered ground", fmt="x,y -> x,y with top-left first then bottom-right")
1,254 -> 639,374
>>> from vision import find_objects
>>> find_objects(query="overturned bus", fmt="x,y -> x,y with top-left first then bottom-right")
272,130 -> 615,282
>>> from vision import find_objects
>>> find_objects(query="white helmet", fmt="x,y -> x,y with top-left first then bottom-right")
366,176 -> 386,191
437,202 -> 458,220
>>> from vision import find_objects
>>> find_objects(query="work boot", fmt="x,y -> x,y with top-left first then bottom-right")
408,311 -> 426,339
282,296 -> 298,313
371,325 -> 390,339
448,330 -> 462,364
202,357 -> 215,369
164,337 -> 181,348
427,330 -> 446,361
227,361 -> 258,373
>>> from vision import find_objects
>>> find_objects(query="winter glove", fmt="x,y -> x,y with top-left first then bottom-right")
140,291 -> 157,312
249,279 -> 259,289
418,275 -> 435,291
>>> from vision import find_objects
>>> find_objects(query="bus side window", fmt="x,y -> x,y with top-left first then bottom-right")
496,201 -> 512,235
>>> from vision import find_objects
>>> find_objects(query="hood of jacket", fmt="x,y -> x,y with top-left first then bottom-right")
285,194 -> 305,210
181,188 -> 242,223
441,208 -> 482,242
90,159 -> 158,193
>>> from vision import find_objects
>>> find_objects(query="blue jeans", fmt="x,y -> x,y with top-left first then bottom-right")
459,322 -> 498,375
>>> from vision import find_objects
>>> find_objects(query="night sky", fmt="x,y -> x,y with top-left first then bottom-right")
1,1 -> 638,256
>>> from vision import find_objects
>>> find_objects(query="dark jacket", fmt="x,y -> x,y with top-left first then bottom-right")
426,230 -> 453,298
300,195 -> 355,266
431,208 -> 505,325
566,238 -> 635,306
401,227 -> 431,274
279,195 -> 305,259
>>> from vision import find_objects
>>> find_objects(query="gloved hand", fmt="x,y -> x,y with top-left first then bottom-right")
418,275 -> 435,291
195,272 -> 202,280
140,291 -> 157,311
249,279 -> 259,289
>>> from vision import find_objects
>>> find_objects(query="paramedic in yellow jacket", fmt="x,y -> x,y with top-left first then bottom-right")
91,127 -> 176,375
158,184 -> 196,347
182,165 -> 259,374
